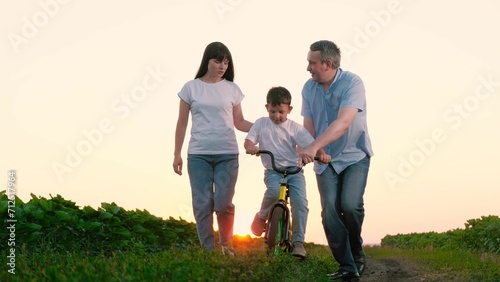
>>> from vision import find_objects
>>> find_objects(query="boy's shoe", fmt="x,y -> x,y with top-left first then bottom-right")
251,213 -> 266,236
221,245 -> 234,256
292,242 -> 307,258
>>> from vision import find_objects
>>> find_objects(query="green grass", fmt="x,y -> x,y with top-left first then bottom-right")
8,243 -> 499,281
365,245 -> 500,281
3,238 -> 337,282
2,192 -> 499,281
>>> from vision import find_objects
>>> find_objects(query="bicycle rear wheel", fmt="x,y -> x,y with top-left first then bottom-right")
266,205 -> 287,252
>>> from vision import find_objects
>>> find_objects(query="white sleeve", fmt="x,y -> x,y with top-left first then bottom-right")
292,121 -> 315,148
245,117 -> 263,144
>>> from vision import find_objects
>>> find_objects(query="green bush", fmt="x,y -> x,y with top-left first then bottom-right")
381,215 -> 500,254
463,215 -> 500,253
0,191 -> 198,254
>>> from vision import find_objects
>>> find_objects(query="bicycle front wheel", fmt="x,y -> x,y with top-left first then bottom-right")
266,205 -> 287,252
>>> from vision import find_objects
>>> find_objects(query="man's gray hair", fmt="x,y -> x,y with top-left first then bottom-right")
310,40 -> 341,69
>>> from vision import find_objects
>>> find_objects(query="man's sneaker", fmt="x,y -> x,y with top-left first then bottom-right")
327,270 -> 359,281
251,213 -> 266,236
221,245 -> 234,256
292,242 -> 307,258
354,255 -> 366,276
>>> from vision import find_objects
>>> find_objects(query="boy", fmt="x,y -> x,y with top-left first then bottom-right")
244,86 -> 330,258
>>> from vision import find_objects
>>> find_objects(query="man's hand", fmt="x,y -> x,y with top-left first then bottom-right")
300,145 -> 318,164
316,149 -> 331,164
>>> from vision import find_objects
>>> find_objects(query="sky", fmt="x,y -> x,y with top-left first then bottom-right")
1,0 -> 499,245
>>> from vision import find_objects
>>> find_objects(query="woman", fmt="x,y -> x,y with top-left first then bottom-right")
173,42 -> 252,255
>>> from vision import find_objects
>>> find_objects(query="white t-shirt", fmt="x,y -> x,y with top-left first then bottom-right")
246,117 -> 315,169
178,78 -> 244,154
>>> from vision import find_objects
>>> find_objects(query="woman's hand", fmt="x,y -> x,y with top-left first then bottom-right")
173,154 -> 183,175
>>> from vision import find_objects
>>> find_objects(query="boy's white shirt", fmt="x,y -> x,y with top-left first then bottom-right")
246,117 -> 315,170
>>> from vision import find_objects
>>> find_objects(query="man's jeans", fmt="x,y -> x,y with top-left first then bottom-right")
316,156 -> 370,273
187,154 -> 238,251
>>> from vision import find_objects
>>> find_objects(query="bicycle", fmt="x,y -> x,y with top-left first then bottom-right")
254,150 -> 318,256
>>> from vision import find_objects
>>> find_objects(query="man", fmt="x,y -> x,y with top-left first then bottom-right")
299,40 -> 374,281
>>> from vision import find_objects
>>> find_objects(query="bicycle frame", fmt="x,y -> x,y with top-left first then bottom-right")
267,175 -> 292,254
256,150 -> 302,255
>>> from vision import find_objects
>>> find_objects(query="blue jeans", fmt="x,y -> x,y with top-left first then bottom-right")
187,154 -> 238,251
258,168 -> 309,243
316,156 -> 370,273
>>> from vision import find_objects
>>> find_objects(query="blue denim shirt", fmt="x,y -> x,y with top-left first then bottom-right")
301,68 -> 374,174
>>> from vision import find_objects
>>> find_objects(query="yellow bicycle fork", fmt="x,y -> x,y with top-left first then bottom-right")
278,184 -> 287,203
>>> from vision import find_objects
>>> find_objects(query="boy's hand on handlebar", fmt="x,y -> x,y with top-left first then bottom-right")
245,145 -> 260,155
244,139 -> 260,155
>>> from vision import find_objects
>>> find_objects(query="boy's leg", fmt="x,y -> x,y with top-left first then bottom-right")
288,171 -> 308,243
260,170 -> 282,219
187,154 -> 215,252
251,170 -> 281,236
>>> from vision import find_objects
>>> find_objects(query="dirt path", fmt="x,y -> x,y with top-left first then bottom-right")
360,255 -> 448,282
361,256 -> 421,281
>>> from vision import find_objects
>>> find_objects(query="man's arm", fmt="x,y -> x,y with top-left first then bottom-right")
303,116 -> 316,138
301,107 -> 358,163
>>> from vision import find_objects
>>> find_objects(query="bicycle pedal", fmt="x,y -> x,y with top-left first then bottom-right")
293,255 -> 306,261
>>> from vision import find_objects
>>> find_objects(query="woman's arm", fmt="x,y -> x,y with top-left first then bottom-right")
233,103 -> 253,132
173,99 -> 190,175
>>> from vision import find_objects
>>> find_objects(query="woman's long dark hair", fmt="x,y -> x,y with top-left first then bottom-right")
195,42 -> 235,81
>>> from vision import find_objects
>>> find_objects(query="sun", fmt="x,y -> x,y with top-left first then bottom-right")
233,212 -> 259,238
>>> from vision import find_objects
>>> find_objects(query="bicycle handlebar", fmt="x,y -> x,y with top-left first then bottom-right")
253,150 -> 320,175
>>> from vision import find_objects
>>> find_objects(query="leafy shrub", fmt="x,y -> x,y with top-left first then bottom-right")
0,191 -> 198,254
463,215 -> 500,253
381,215 -> 500,254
